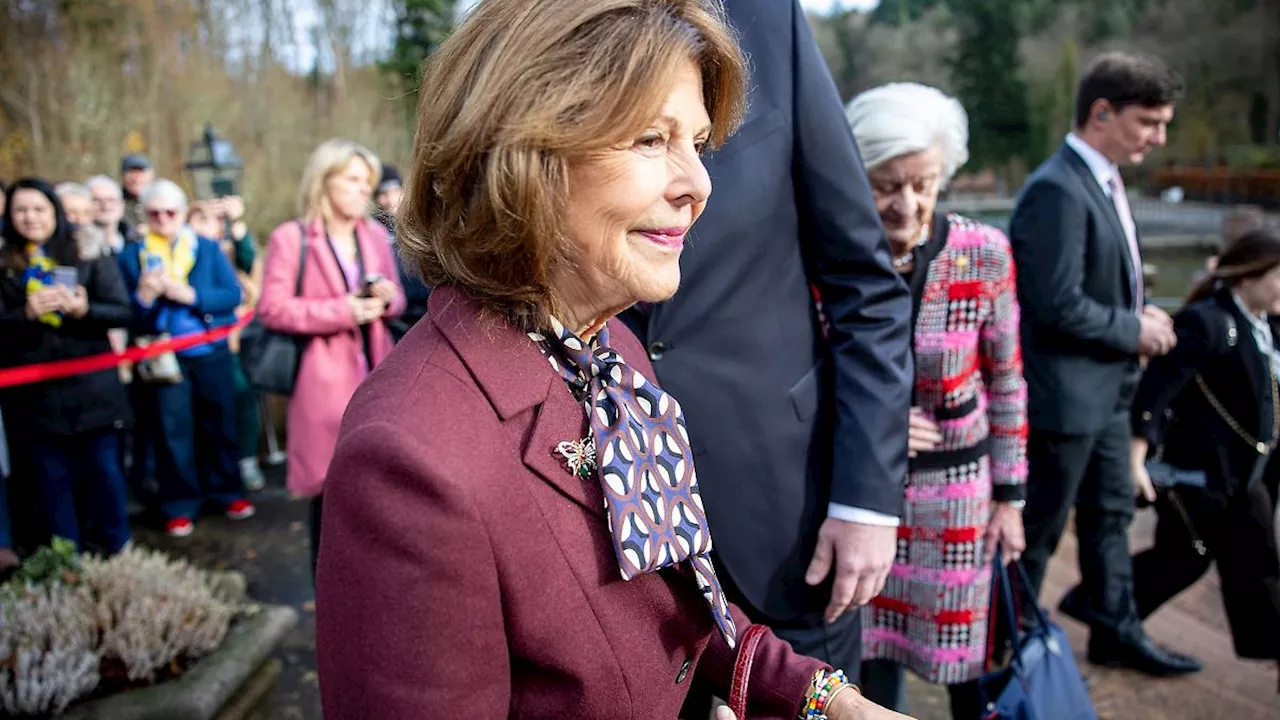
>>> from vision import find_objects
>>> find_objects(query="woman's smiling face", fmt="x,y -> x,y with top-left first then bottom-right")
555,58 -> 712,330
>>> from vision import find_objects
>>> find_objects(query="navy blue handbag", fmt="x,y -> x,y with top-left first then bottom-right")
976,553 -> 1098,720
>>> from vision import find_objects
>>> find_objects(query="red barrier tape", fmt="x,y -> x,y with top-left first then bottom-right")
0,312 -> 254,390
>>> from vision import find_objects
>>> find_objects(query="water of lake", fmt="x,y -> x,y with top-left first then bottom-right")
963,210 -> 1216,310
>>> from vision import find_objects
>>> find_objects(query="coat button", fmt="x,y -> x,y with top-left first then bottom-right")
648,342 -> 667,361
675,658 -> 691,684
1141,411 -> 1152,421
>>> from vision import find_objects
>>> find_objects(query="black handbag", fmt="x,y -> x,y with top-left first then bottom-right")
241,221 -> 307,395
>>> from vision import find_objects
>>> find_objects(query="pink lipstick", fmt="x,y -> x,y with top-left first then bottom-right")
637,227 -> 687,250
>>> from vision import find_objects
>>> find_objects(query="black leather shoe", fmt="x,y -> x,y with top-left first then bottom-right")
1087,634 -> 1203,676
1058,585 -> 1086,623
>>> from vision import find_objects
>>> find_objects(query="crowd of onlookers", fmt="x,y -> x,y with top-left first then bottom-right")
0,141 -> 428,574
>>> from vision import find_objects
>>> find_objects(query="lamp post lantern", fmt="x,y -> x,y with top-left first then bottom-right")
182,123 -> 244,200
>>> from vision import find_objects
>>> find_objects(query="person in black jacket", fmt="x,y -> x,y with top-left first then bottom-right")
1064,229 -> 1280,673
619,0 -> 913,690
0,178 -> 133,553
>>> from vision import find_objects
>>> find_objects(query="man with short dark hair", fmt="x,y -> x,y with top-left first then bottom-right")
1010,51 -> 1201,676
120,153 -> 153,229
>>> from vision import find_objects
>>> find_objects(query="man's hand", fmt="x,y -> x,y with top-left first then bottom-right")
1138,305 -> 1176,357
804,519 -> 896,623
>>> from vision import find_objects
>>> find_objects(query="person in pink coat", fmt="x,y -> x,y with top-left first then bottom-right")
257,139 -> 405,576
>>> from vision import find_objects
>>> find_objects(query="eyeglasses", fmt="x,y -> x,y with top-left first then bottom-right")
146,208 -> 179,220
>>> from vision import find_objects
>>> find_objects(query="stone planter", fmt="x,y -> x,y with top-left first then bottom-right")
62,604 -> 298,720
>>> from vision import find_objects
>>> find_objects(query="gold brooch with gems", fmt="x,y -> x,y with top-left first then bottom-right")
556,436 -> 597,479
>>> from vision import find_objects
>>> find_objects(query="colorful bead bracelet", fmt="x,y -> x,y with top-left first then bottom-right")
799,668 -> 858,719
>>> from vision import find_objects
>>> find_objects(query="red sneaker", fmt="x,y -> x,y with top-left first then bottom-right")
166,517 -> 195,537
225,499 -> 256,520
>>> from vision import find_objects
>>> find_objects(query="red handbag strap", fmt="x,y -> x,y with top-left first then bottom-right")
728,624 -> 769,719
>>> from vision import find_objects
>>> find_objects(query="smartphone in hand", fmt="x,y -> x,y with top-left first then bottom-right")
51,266 -> 78,288
360,273 -> 386,298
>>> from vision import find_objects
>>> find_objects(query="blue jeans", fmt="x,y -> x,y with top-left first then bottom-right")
152,347 -> 245,519
28,430 -> 131,553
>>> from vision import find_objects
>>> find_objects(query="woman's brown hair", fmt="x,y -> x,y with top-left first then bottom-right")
1185,228 -> 1280,306
397,0 -> 747,331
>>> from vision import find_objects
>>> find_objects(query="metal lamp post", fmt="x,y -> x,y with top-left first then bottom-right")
182,123 -> 245,200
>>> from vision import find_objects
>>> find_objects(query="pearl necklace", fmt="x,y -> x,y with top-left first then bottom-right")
891,223 -> 930,269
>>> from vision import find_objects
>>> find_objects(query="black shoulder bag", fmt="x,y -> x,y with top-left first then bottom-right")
241,221 -> 308,395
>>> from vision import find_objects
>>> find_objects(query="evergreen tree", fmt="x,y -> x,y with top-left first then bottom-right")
949,0 -> 1031,169
382,0 -> 456,91
869,0 -> 946,27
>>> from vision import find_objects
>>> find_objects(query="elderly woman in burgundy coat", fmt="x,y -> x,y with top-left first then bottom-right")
312,1 -> 914,719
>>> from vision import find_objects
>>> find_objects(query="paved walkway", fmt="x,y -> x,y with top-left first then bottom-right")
133,467 -> 1278,719
905,511 -> 1279,720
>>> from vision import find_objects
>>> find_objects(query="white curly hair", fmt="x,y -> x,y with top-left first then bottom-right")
845,82 -> 970,188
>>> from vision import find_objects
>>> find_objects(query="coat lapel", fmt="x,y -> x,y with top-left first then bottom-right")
431,287 -> 606,518
1058,144 -> 1139,303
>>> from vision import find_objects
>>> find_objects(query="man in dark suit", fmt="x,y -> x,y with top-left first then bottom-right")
621,0 -> 913,680
1010,51 -> 1201,675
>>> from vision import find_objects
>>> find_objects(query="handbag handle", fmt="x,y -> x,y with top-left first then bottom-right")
990,546 -> 1050,674
728,624 -> 769,719
293,220 -> 308,298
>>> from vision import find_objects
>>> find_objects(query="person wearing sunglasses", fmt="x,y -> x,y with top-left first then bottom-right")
118,179 -> 255,537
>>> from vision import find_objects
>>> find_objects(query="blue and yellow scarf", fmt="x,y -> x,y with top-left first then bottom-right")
21,244 -> 61,327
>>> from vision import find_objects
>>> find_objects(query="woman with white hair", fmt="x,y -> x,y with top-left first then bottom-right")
257,139 -> 404,578
845,83 -> 1029,718
118,178 -> 255,537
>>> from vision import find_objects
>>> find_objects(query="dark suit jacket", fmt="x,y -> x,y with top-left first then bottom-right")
1010,142 -> 1143,435
315,287 -> 825,720
620,0 -> 912,622
1131,288 -> 1280,658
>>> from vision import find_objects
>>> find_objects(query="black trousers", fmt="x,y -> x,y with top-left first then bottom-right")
310,493 -> 324,586
1133,483 -> 1280,659
1020,408 -> 1141,641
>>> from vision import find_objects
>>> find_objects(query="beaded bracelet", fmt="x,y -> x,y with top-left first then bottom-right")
799,668 -> 858,719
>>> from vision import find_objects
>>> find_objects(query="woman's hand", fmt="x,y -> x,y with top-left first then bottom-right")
62,286 -> 90,319
826,687 -> 916,719
162,277 -> 198,306
984,502 -> 1026,565
369,278 -> 398,305
238,272 -> 261,308
348,294 -> 385,325
907,407 -> 942,458
137,270 -> 166,305
1130,438 -> 1156,503
25,287 -> 64,320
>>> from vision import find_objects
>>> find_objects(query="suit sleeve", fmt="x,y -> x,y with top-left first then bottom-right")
789,0 -> 912,515
1131,308 -> 1216,447
316,421 -> 509,720
1010,179 -> 1142,354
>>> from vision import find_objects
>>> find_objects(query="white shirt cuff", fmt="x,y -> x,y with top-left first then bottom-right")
827,503 -> 901,527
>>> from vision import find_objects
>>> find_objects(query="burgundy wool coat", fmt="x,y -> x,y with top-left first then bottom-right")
315,286 -> 825,719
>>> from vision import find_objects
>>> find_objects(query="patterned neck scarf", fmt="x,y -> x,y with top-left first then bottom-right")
530,318 -> 737,647
22,243 -> 61,327
142,226 -> 197,285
